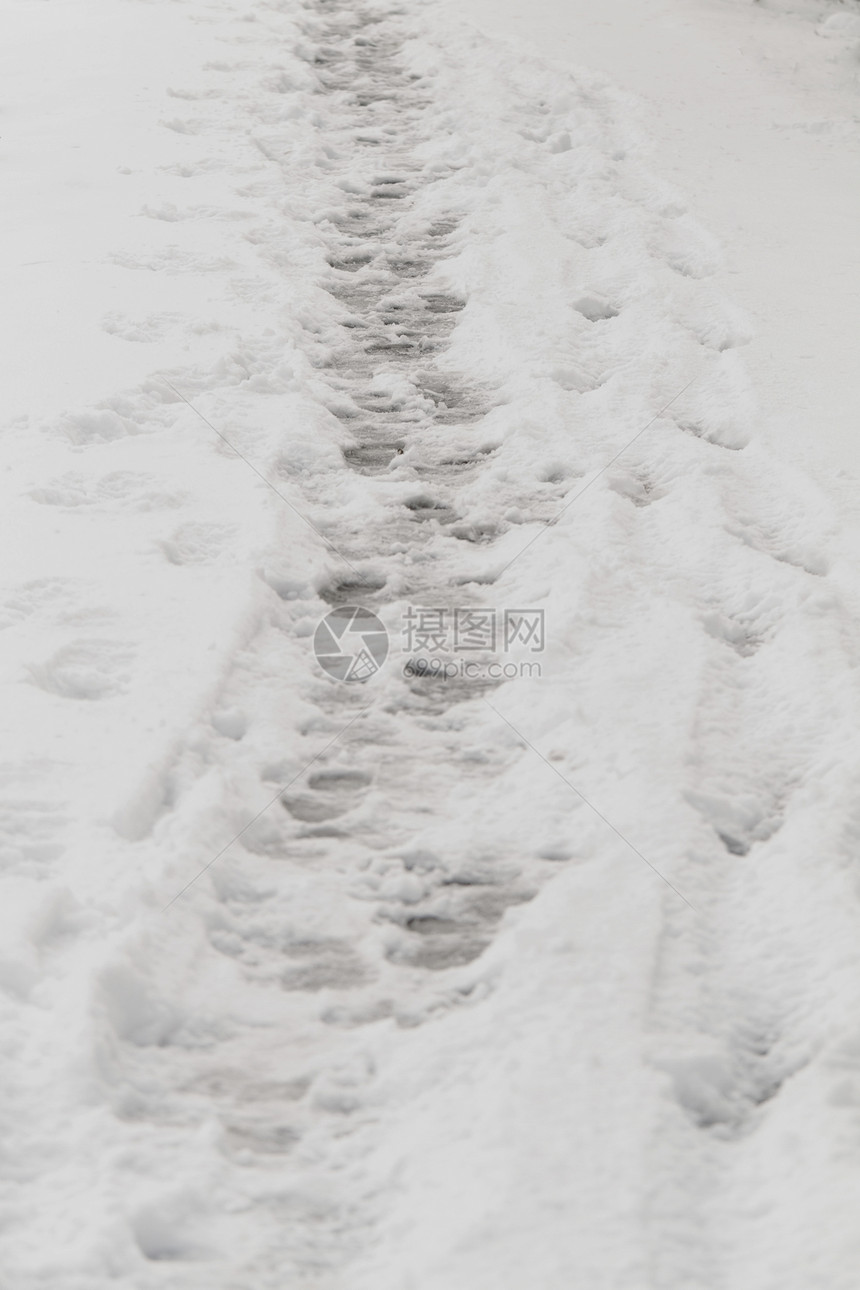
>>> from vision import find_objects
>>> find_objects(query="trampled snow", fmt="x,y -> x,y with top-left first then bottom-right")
1,0 -> 859,1285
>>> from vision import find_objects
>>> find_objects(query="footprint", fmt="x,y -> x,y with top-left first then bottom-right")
212,708 -> 248,740
420,292 -> 465,314
281,764 -> 371,823
606,471 -> 663,508
0,578 -> 102,631
343,440 -> 405,473
404,494 -> 457,523
307,768 -> 372,791
281,940 -> 368,991
449,520 -> 500,544
59,408 -> 141,445
573,291 -> 618,322
700,591 -> 780,657
386,919 -> 489,970
0,783 -> 69,872
219,1119 -> 300,1160
660,1016 -> 808,1135
30,471 -> 186,512
676,416 -> 750,452
160,521 -> 237,567
318,571 -> 387,606
161,117 -> 205,135
29,639 -> 134,700
102,311 -> 182,343
131,1196 -> 213,1264
730,518 -> 830,578
387,255 -> 428,278
278,808 -> 337,835
652,217 -> 721,279
426,220 -> 459,239
328,250 -> 375,272
535,841 -> 575,862
549,361 -> 603,394
686,788 -> 783,857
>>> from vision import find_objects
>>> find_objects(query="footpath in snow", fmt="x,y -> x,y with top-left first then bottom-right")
1,0 -> 860,1286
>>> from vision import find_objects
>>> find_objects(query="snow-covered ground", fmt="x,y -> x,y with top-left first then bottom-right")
454,0 -> 860,494
1,0 -> 859,1285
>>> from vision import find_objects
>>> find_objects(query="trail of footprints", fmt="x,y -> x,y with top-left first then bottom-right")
83,3 -> 847,1276
154,4 -> 548,1222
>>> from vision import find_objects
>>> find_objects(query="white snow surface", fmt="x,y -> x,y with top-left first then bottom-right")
1,0 -> 860,1286
453,0 -> 860,505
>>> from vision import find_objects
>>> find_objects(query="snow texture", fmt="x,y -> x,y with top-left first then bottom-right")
1,0 -> 859,1285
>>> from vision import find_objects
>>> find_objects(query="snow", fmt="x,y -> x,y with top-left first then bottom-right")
451,0 -> 860,502
1,0 -> 860,1285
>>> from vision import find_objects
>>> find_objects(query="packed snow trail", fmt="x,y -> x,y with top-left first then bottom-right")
1,0 -> 860,1286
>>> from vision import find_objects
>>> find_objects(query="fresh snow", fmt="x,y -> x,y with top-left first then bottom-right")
1,0 -> 859,1286
454,0 -> 860,499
